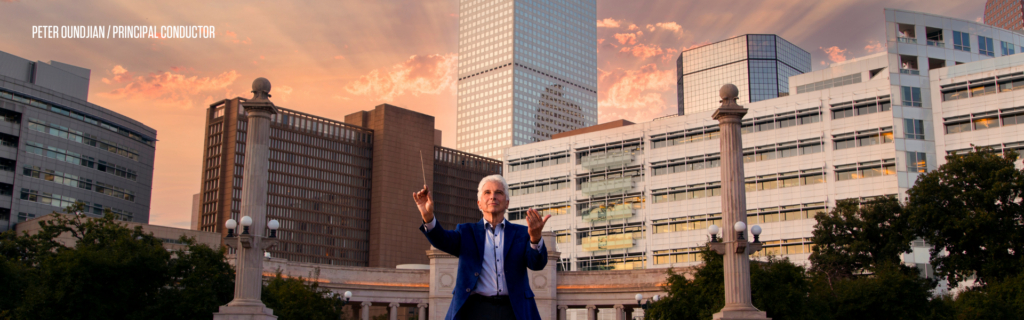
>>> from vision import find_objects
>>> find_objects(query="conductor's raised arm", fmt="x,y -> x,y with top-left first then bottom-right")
414,185 -> 461,256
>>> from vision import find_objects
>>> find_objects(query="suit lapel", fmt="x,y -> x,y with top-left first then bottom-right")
472,220 -> 485,260
503,221 -> 517,260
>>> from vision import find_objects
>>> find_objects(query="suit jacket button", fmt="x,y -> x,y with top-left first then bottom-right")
474,272 -> 480,277
465,288 -> 471,293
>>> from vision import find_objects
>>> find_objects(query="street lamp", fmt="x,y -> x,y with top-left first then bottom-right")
734,221 -> 746,240
636,293 -> 660,310
225,219 -> 237,237
240,216 -> 253,235
751,225 -> 762,243
708,224 -> 720,242
267,219 -> 280,238
343,291 -> 352,306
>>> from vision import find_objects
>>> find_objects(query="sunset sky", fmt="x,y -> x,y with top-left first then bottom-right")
0,0 -> 983,228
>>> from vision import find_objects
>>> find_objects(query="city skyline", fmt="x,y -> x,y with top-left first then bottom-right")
0,0 -> 984,228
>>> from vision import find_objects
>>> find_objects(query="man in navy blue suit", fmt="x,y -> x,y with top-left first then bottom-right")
414,174 -> 550,320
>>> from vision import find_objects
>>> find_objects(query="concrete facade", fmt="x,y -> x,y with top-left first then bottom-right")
501,9 -> 1024,273
0,50 -> 157,232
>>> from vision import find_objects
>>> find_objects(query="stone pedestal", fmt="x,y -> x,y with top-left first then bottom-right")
213,305 -> 277,320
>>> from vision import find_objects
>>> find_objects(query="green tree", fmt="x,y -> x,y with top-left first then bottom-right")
806,263 -> 934,320
905,149 -> 1024,287
262,269 -> 346,320
645,248 -> 811,320
809,196 -> 914,279
12,210 -> 172,320
949,272 -> 1024,319
150,238 -> 235,320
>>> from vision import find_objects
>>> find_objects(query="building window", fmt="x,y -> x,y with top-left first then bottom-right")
901,86 -> 922,107
907,152 -> 927,173
899,55 -> 920,75
1001,41 -> 1016,56
905,119 -> 925,140
973,116 -> 1000,130
952,31 -> 970,52
925,27 -> 944,47
978,36 -> 995,57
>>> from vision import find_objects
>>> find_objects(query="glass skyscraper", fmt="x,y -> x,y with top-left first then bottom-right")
456,0 -> 598,160
676,34 -> 811,115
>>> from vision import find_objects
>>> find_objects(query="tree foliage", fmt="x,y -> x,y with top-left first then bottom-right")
809,196 -> 914,278
905,149 -> 1024,287
0,205 -> 234,320
262,269 -> 347,320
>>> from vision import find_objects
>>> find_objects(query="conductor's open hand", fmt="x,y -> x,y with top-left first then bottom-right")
413,185 -> 434,223
526,208 -> 551,244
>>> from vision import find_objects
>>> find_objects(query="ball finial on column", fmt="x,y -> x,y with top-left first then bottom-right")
251,77 -> 272,101
719,84 -> 740,108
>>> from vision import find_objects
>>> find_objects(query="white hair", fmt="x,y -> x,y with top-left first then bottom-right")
477,174 -> 510,200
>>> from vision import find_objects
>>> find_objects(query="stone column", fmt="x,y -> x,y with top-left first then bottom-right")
361,301 -> 372,320
417,303 -> 428,320
557,305 -> 568,320
213,78 -> 279,320
614,304 -> 625,320
710,84 -> 769,320
587,305 -> 598,320
388,302 -> 399,320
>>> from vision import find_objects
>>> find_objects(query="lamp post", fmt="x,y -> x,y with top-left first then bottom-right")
214,78 -> 280,320
707,84 -> 768,320
636,293 -> 660,310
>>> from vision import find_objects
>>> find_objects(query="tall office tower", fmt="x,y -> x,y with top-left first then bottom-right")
985,0 -> 1024,30
456,0 -> 598,159
199,101 -> 501,267
0,50 -> 156,232
676,34 -> 811,115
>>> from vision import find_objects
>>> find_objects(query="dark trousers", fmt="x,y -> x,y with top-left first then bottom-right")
458,294 -> 516,320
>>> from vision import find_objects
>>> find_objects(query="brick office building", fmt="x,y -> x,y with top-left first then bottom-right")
197,101 -> 500,267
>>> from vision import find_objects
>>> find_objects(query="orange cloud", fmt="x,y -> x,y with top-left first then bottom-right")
619,43 -> 664,60
628,24 -> 639,31
598,64 -> 675,122
223,30 -> 251,44
864,40 -> 885,53
654,22 -> 682,33
343,53 -> 457,101
334,55 -> 346,60
99,66 -> 240,110
820,46 -> 847,65
614,33 -> 637,45
596,18 -> 621,28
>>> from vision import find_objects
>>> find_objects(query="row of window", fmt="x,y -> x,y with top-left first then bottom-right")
947,141 -> 1024,156
268,150 -> 370,178
509,177 -> 569,196
270,110 -> 374,147
508,201 -> 570,220
267,206 -> 370,229
835,159 -> 898,181
269,137 -> 371,168
268,173 -> 370,199
830,95 -> 892,120
28,119 -> 140,161
508,153 -> 569,172
0,89 -> 155,147
24,141 -> 138,181
833,127 -> 894,150
19,188 -> 133,221
23,166 -> 136,202
942,74 -> 1024,101
944,108 -> 1024,134
740,108 -> 822,134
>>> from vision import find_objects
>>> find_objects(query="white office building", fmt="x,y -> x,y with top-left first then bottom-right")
456,0 -> 598,160
501,9 -> 1024,272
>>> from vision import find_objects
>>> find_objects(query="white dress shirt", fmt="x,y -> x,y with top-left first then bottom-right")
424,217 -> 544,296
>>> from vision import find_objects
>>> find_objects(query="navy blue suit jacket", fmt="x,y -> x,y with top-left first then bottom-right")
420,220 -> 547,320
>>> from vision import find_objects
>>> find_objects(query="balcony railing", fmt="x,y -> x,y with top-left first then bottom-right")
581,204 -> 634,222
581,151 -> 633,171
581,177 -> 632,196
927,40 -> 944,47
582,233 -> 634,251
898,37 -> 918,44
900,69 -> 921,75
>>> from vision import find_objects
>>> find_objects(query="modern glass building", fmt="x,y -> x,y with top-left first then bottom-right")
676,34 -> 811,115
456,0 -> 598,160
0,50 -> 157,232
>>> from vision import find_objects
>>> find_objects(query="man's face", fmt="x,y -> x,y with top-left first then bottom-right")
477,180 -> 510,216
